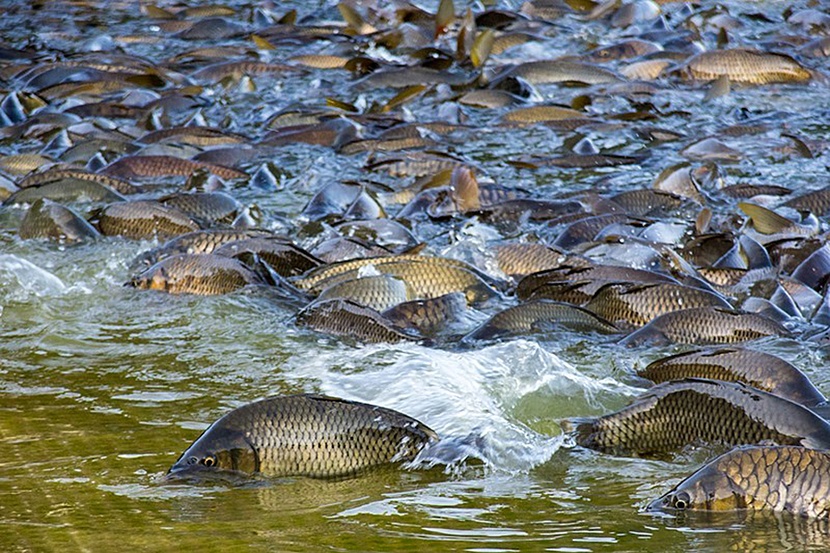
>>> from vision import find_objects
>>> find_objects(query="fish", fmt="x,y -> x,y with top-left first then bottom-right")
638,348 -> 827,407
132,229 -> 275,269
100,155 -> 247,181
464,299 -> 619,340
501,60 -> 622,85
18,198 -> 100,242
295,298 -> 420,344
783,185 -> 830,216
4,178 -> 127,205
167,394 -> 439,478
159,191 -> 241,226
138,126 -> 248,147
128,253 -> 263,295
382,292 -> 467,336
619,307 -> 790,346
500,105 -> 590,124
17,167 -> 139,195
684,49 -> 812,84
646,445 -> 830,518
213,237 -> 323,278
552,214 -> 633,250
494,243 -> 592,278
294,255 -> 501,305
586,282 -> 732,328
516,264 -> 678,301
609,189 -> 690,218
93,200 -> 200,240
563,379 -> 830,458
318,274 -> 411,311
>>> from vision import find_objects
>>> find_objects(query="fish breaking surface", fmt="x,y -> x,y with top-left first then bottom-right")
2,0 -> 830,550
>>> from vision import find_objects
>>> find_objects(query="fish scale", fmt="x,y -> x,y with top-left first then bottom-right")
296,255 -> 499,304
620,306 -> 790,346
564,379 -> 830,458
648,446 -> 830,517
160,192 -> 240,225
686,49 -> 812,84
96,200 -> 200,240
168,394 -> 438,478
129,253 -> 263,295
318,274 -> 411,311
586,282 -> 732,328
18,198 -> 100,242
296,298 -> 420,343
383,292 -> 467,335
638,348 -> 826,407
465,299 -> 619,340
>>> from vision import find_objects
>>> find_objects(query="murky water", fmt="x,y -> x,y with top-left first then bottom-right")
3,0 -> 830,551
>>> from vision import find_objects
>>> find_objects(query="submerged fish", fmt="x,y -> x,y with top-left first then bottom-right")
128,253 -> 263,295
563,379 -> 830,458
647,446 -> 830,518
620,307 -> 790,346
638,348 -> 826,407
168,394 -> 439,478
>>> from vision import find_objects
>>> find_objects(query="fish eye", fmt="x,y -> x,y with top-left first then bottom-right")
201,455 -> 216,467
672,491 -> 691,510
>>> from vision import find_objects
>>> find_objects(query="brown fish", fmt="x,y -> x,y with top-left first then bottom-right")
95,200 -> 200,240
586,282 -> 732,328
620,307 -> 791,346
647,445 -> 830,517
382,292 -> 467,336
295,298 -> 420,343
133,229 -> 275,269
317,274 -> 411,311
465,299 -> 619,340
17,167 -> 139,195
167,394 -> 438,478
638,348 -> 826,407
684,49 -> 812,84
18,198 -> 100,242
564,379 -> 830,458
495,243 -> 592,278
295,255 -> 501,305
159,191 -> 240,226
128,253 -> 263,295
214,237 -> 322,278
101,155 -> 246,181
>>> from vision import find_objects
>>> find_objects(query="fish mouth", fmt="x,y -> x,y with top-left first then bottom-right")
644,497 -> 670,513
161,464 -> 256,486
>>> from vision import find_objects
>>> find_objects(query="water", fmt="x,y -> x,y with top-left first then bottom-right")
3,0 -> 830,551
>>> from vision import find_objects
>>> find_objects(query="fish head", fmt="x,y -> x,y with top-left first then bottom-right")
168,423 -> 259,476
646,465 -> 744,513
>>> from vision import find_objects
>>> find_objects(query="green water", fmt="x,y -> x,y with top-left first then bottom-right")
3,0 -> 830,551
